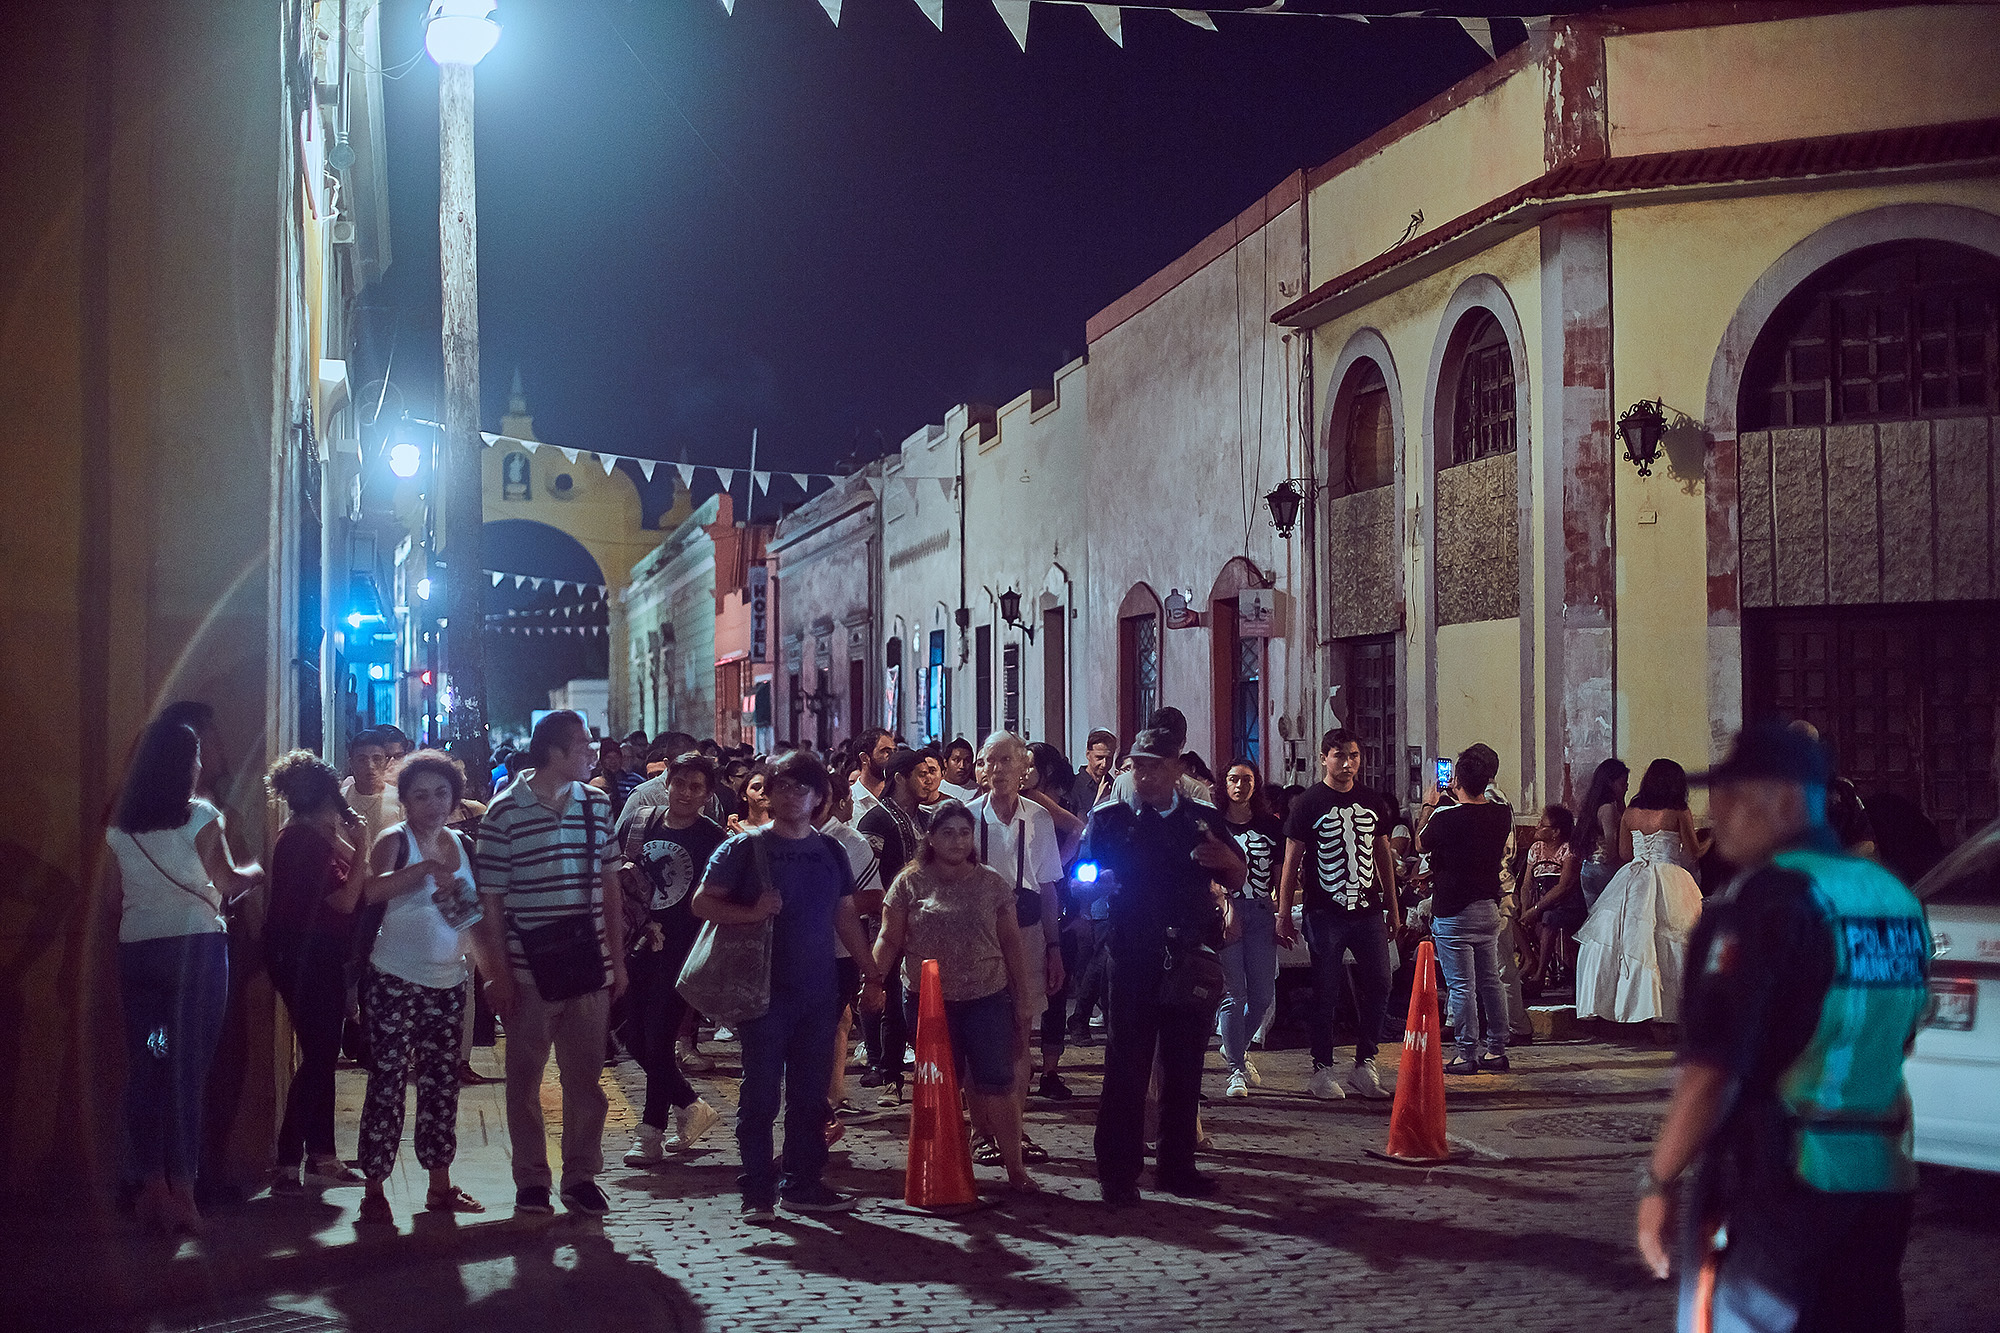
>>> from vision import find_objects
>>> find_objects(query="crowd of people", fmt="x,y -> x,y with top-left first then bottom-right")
102,695 -> 1943,1282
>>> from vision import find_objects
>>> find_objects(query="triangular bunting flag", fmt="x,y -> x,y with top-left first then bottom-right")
1172,9 -> 1216,30
993,0 -> 1030,50
937,477 -> 955,500
531,577 -> 545,590
755,471 -> 771,494
1338,13 -> 1370,21
514,574 -> 527,589
903,478 -> 923,499
599,452 -> 619,475
558,447 -> 579,463
521,439 -> 538,453
817,0 -> 840,24
1457,16 -> 1495,58
676,462 -> 695,491
490,570 -> 503,586
554,581 -> 568,595
915,0 -> 943,29
1086,6 -> 1122,47
481,432 -> 499,447
721,0 -> 734,13
638,458 -> 657,481
791,472 -> 810,490
864,476 -> 883,499
1244,0 -> 1282,10
714,468 -> 735,490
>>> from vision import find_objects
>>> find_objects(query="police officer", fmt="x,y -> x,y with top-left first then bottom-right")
1078,727 -> 1245,1205
1635,720 -> 1930,1332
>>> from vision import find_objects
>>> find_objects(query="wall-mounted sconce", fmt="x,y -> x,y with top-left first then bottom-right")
1264,480 -> 1308,538
1618,398 -> 1668,478
998,587 -> 1036,642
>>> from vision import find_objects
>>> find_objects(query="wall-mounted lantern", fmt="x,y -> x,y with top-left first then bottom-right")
999,588 -> 1036,642
1264,480 -> 1306,538
1618,399 -> 1668,479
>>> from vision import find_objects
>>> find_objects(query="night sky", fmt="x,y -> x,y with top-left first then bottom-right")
361,0 -> 1546,486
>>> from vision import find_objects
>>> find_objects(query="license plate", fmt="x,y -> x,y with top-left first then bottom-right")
1927,978 -> 1977,1032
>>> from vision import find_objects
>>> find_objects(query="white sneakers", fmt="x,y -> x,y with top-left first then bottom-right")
1345,1057 -> 1391,1100
1243,1055 -> 1263,1088
1308,1065 -> 1347,1099
623,1125 -> 664,1166
626,1098 -> 723,1164
1225,1070 -> 1251,1098
667,1099 -> 723,1150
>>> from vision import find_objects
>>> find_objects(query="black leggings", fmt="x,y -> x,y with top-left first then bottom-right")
624,948 -> 698,1127
269,932 -> 350,1164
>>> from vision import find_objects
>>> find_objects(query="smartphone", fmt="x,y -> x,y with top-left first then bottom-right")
1434,758 -> 1453,792
1072,861 -> 1102,885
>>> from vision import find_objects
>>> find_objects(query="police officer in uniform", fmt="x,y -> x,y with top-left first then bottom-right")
1077,727 -> 1246,1205
1635,720 -> 1930,1332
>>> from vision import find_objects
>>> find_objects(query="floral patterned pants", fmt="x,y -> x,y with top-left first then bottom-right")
358,967 -> 465,1181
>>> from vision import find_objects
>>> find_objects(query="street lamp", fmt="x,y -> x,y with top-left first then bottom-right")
998,588 -> 1036,642
388,440 -> 423,478
430,0 -> 499,783
1264,480 -> 1306,538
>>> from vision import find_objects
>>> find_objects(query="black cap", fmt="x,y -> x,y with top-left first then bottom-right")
1689,719 -> 1832,789
1129,728 -> 1179,762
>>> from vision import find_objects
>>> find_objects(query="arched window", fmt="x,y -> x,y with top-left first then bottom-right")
1340,360 -> 1396,493
1117,584 -> 1163,744
1742,240 -> 2000,430
503,452 -> 531,501
1450,310 -> 1516,465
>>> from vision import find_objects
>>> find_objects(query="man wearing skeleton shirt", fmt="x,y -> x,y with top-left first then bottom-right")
1275,727 -> 1401,1100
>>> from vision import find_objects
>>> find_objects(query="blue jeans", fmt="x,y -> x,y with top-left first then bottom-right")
735,985 -> 839,1205
1303,908 -> 1391,1066
1431,899 -> 1508,1059
120,933 -> 229,1183
1216,898 -> 1277,1072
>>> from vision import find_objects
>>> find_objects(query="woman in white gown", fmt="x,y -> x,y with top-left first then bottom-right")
1573,759 -> 1707,1023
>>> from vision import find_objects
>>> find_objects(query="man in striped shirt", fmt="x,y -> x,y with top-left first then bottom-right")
475,710 -> 626,1218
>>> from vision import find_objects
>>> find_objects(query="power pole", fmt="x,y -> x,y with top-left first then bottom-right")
438,58 -> 490,783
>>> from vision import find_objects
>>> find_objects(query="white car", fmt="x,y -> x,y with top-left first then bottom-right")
1908,823 -> 2000,1174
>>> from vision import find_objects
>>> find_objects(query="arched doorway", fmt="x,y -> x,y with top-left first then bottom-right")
1117,583 -> 1163,746
479,518 -> 610,739
1207,558 -> 1267,775
1735,238 -> 1999,844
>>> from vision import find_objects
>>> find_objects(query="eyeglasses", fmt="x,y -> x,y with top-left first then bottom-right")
768,777 -> 814,797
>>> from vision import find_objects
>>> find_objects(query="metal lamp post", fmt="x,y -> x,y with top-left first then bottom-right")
428,0 -> 499,782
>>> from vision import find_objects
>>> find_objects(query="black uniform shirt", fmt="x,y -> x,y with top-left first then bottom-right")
1680,829 -> 1841,1196
1079,795 -> 1236,959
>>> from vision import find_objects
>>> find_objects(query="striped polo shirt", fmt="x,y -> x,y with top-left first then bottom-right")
476,773 -> 614,976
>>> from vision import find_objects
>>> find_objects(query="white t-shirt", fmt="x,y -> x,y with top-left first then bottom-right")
343,780 -> 404,855
965,794 -> 1064,892
107,800 -> 227,943
368,826 -> 474,989
821,819 -> 880,960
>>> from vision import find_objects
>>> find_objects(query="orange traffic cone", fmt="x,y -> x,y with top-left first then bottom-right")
1367,938 -> 1459,1166
903,959 -> 979,1211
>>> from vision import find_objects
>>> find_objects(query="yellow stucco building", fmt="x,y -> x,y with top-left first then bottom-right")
1272,1 -> 1998,839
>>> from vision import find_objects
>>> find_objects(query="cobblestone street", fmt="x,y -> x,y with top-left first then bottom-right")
15,1029 -> 1998,1333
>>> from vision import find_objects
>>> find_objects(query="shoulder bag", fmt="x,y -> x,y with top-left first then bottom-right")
509,786 -> 611,1003
675,829 -> 776,1027
980,814 -> 1041,929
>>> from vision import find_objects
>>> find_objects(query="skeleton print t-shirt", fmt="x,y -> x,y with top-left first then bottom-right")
1282,782 -> 1400,914
1224,812 -> 1285,904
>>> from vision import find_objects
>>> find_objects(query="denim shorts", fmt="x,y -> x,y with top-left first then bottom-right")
904,985 -> 1018,1095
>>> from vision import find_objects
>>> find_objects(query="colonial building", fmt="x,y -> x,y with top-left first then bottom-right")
880,406 -> 984,749
2,1 -> 396,1198
771,468 -> 881,753
1267,1 -> 1999,830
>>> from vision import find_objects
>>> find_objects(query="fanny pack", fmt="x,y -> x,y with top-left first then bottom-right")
1158,929 -> 1227,1012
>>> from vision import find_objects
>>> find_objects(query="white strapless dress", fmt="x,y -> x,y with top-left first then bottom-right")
1573,829 -> 1704,1023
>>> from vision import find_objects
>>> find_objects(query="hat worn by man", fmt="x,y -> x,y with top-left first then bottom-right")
1128,728 -> 1180,763
1691,718 -> 1832,789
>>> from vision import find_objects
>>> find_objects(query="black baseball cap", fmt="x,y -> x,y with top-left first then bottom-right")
1129,728 -> 1179,762
1689,719 -> 1832,789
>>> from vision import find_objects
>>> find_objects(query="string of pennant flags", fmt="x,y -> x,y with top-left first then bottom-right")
718,0 -> 1558,59
485,623 -> 610,638
483,569 -> 611,596
479,432 -> 839,498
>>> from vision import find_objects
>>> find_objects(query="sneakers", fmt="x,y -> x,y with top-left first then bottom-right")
560,1181 -> 611,1216
875,1078 -> 904,1109
623,1126 -> 665,1166
712,1026 -> 736,1043
857,1068 -> 887,1089
778,1182 -> 857,1214
668,1099 -> 723,1150
1036,1073 -> 1073,1101
515,1186 -> 555,1215
1243,1055 -> 1263,1088
676,1041 -> 713,1072
1307,1065 -> 1347,1099
1224,1070 -> 1250,1099
741,1198 -> 777,1222
1345,1057 -> 1391,1100
306,1155 -> 363,1185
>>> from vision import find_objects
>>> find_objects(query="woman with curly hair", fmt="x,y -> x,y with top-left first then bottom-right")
265,751 -> 367,1190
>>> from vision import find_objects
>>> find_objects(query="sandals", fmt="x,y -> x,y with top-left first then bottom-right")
358,1193 -> 395,1226
1019,1135 -> 1051,1164
424,1185 -> 485,1214
972,1136 -> 1002,1166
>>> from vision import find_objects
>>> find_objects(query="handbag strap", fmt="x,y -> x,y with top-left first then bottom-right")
129,831 -> 223,915
978,810 -> 1028,894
